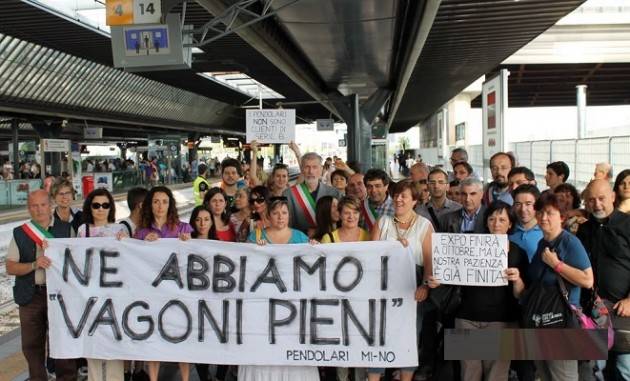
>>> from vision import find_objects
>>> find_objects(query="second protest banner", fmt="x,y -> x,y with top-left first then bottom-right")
45,239 -> 418,367
432,233 -> 508,287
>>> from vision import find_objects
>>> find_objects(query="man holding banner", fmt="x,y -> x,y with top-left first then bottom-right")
6,189 -> 77,381
284,152 -> 340,236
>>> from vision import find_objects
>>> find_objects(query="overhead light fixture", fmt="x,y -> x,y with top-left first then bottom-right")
198,71 -> 285,99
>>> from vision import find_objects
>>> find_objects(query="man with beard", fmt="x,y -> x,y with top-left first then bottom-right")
284,152 -> 341,236
577,179 -> 630,380
483,152 -> 514,206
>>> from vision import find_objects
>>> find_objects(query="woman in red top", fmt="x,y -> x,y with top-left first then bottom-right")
204,187 -> 236,242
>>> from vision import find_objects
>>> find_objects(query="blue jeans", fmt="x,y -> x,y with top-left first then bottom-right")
367,301 -> 427,375
616,353 -> 630,380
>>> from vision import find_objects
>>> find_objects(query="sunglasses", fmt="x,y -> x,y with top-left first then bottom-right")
249,197 -> 266,204
91,202 -> 111,210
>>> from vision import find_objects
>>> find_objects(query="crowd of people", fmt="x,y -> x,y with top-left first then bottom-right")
6,141 -> 630,381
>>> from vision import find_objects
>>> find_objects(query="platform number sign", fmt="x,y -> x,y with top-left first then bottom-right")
106,0 -> 162,26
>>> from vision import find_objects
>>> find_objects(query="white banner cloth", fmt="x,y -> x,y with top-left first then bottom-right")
46,238 -> 418,367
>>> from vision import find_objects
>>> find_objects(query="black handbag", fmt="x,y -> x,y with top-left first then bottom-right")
521,267 -> 578,328
603,299 -> 630,353
429,284 -> 462,317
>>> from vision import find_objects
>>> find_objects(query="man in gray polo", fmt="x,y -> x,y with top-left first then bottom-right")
417,167 -> 462,230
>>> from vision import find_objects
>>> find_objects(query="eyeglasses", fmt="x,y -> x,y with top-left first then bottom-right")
91,202 -> 111,210
57,191 -> 73,197
249,197 -> 266,204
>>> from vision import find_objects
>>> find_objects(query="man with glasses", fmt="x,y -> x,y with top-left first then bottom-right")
417,168 -> 461,230
410,162 -> 430,183
483,152 -> 514,206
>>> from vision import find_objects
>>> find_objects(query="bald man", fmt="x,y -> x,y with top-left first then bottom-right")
577,179 -> 630,380
6,189 -> 77,381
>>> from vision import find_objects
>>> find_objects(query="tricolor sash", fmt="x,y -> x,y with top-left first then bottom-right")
361,198 -> 379,231
291,183 -> 317,227
21,220 -> 54,247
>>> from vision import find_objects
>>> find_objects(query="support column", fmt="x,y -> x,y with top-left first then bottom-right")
576,84 -> 587,139
341,89 -> 391,173
12,119 -> 19,174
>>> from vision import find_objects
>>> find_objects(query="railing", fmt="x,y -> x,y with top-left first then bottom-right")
467,135 -> 630,190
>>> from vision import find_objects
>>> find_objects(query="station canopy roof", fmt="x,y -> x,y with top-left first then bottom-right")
0,0 -> 587,138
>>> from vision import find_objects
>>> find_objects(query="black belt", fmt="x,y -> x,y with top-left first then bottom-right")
34,285 -> 47,290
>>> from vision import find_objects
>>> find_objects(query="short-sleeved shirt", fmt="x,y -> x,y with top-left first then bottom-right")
215,225 -> 236,242
527,230 -> 591,306
509,223 -> 543,263
134,221 -> 193,240
320,228 -> 370,243
77,223 -> 127,238
247,228 -> 308,244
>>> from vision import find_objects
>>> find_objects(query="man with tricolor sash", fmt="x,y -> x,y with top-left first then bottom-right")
6,189 -> 77,381
284,152 -> 341,236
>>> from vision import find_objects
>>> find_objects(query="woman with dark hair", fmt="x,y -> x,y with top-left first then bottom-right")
189,205 -> 212,239
76,188 -> 128,380
614,169 -> 630,213
51,178 -> 83,233
517,192 -> 593,381
312,196 -> 340,241
230,187 -> 250,235
432,201 -> 528,381
78,188 -> 126,239
553,183 -> 586,234
369,179 -> 433,381
236,185 -> 271,242
331,169 -> 348,195
203,187 -> 235,242
134,186 -> 192,381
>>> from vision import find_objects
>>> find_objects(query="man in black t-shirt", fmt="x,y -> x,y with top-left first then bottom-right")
578,179 -> 630,379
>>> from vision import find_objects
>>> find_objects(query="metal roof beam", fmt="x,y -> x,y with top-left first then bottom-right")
193,0 -> 343,119
386,0 -> 441,131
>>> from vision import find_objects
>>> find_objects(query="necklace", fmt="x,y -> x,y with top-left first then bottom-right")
393,213 -> 416,240
393,211 -> 415,224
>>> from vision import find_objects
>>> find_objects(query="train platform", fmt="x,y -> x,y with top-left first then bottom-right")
0,180 -> 223,381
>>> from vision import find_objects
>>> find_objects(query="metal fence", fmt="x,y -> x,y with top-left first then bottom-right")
468,136 -> 630,190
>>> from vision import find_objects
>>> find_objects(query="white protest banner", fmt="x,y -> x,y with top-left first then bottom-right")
46,239 -> 418,367
431,233 -> 509,287
246,109 -> 295,144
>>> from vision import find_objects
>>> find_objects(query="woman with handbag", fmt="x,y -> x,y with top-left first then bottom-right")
518,192 -> 593,381
453,201 -> 528,381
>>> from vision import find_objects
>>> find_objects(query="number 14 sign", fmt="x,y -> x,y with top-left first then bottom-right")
106,0 -> 162,26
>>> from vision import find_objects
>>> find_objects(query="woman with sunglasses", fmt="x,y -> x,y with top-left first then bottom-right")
203,187 -> 236,242
51,178 -> 83,233
77,188 -> 127,239
134,186 -> 192,381
77,188 -> 127,380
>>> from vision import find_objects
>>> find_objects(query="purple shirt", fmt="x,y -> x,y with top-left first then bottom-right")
134,221 -> 193,240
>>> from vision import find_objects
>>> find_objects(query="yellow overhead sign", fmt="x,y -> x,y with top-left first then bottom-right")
106,0 -> 133,26
106,0 -> 162,26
